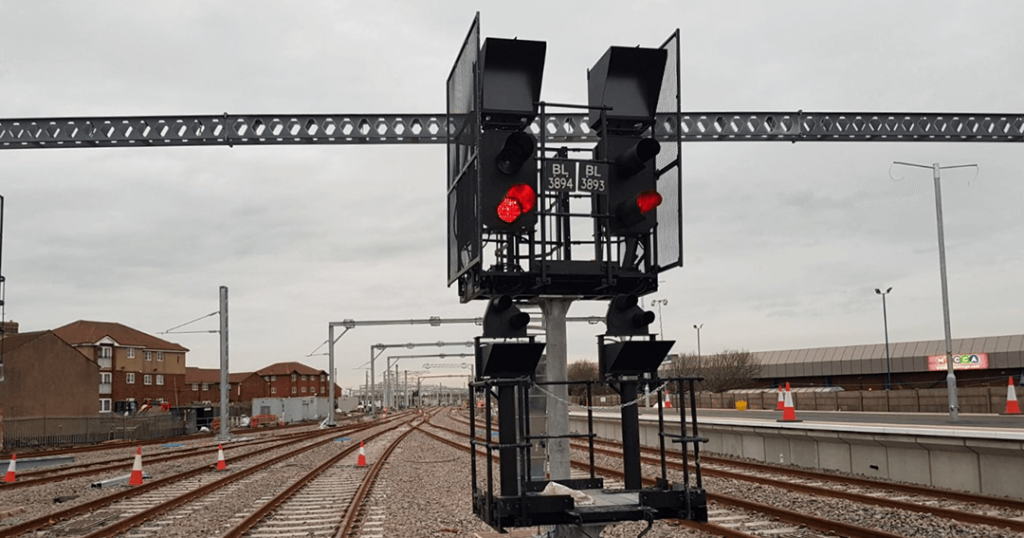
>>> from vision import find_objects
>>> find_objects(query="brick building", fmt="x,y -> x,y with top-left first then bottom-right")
181,367 -> 222,404
53,320 -> 189,413
256,362 -> 337,399
233,372 -> 271,403
179,367 -> 339,406
180,368 -> 260,404
0,330 -> 100,417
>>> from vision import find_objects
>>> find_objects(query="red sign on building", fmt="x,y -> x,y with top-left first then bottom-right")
927,353 -> 988,371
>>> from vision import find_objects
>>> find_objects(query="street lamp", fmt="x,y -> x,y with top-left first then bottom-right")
875,287 -> 893,390
693,324 -> 703,373
651,299 -> 668,336
892,160 -> 976,422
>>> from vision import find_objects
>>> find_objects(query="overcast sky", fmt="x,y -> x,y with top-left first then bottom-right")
1,1 -> 1022,391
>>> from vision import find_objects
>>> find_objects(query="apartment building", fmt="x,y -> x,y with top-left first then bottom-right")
53,320 -> 189,413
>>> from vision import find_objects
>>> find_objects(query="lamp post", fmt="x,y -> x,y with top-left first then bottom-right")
651,299 -> 668,336
875,287 -> 893,390
892,161 -> 976,423
693,324 -> 703,373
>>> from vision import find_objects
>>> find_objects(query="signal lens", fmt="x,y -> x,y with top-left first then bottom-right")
496,183 -> 537,223
636,190 -> 662,214
497,197 -> 522,223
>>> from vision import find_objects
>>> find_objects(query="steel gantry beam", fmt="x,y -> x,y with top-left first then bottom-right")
4,111 -> 1024,149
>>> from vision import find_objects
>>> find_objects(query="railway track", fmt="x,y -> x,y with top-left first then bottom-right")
428,411 -> 1017,538
144,414 -> 423,532
0,427 -> 338,490
572,434 -> 1024,534
448,410 -> 1024,535
0,420 -> 315,459
0,412 -> 416,537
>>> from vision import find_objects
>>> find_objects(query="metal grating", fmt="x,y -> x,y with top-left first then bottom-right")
3,111 -> 1024,149
446,13 -> 481,285
655,30 -> 683,272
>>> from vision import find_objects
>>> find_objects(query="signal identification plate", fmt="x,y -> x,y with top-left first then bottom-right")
544,159 -> 576,192
577,162 -> 608,194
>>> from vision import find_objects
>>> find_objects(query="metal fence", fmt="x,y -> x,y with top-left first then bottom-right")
703,387 -> 1012,414
571,387 -> 1015,414
2,413 -> 187,450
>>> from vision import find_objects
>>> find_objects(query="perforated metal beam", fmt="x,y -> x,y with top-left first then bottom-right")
2,111 -> 1023,149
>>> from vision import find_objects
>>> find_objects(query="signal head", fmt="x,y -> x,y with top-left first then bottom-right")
483,295 -> 531,338
606,294 -> 656,336
496,131 -> 537,175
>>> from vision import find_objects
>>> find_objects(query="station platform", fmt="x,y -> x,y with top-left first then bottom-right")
569,408 -> 1024,500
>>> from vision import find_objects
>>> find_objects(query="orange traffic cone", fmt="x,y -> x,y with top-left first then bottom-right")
215,444 -> 227,471
3,454 -> 16,483
356,441 -> 367,467
1005,377 -> 1021,414
776,386 -> 785,410
663,389 -> 672,408
779,383 -> 801,422
129,446 -> 144,485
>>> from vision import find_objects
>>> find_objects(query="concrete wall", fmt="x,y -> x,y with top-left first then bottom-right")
569,412 -> 1024,500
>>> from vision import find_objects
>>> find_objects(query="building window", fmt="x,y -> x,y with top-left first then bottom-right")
99,346 -> 112,359
301,375 -> 307,381
100,372 -> 112,384
127,348 -> 135,359
100,399 -> 112,413
144,375 -> 152,385
157,352 -> 164,361
156,375 -> 165,385
145,351 -> 152,361
202,383 -> 210,391
291,387 -> 297,395
301,387 -> 306,393
291,373 -> 297,381
271,387 -> 276,394
321,384 -> 325,393
192,383 -> 198,391
311,388 -> 316,395
127,373 -> 135,384
271,375 -> 277,381
321,374 -> 326,382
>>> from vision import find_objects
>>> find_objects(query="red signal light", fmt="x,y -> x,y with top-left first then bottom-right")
496,183 -> 537,224
636,190 -> 662,214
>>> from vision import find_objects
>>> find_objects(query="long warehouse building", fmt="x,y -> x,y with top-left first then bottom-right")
754,333 -> 1024,390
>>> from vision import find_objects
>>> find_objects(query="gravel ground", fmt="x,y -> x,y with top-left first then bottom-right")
432,410 -> 1024,538
423,411 -> 714,538
0,422 -> 374,535
5,410 -> 1018,538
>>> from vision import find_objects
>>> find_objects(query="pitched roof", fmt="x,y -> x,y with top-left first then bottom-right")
53,320 -> 189,352
184,368 -> 254,384
255,361 -> 324,376
2,330 -> 93,362
185,367 -> 222,384
1,330 -> 49,354
229,372 -> 255,383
